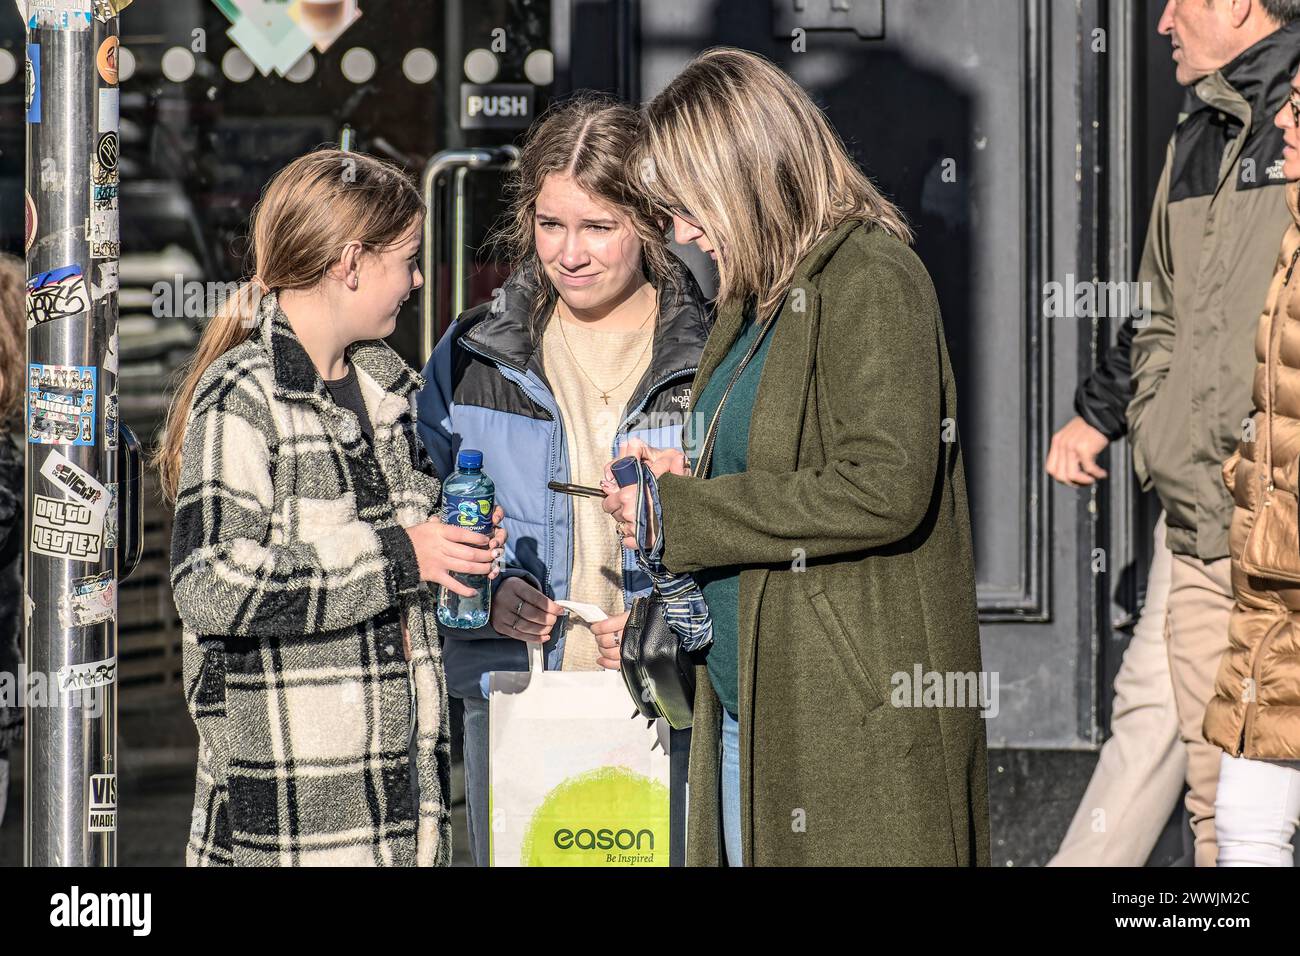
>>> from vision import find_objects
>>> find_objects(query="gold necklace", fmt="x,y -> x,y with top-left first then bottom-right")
555,295 -> 657,405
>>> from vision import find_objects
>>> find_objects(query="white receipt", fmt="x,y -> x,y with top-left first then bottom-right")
554,600 -> 608,624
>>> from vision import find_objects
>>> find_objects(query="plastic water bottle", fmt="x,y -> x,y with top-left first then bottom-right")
436,449 -> 496,629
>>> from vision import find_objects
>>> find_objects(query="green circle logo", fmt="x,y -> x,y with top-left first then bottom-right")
520,767 -> 669,867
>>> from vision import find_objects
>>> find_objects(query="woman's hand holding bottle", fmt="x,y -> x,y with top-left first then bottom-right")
405,505 -> 506,596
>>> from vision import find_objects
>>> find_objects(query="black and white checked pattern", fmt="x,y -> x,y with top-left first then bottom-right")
172,292 -> 451,866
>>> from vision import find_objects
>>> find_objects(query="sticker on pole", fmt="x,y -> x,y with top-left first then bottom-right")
25,43 -> 39,123
98,87 -> 118,132
88,207 -> 118,260
92,0 -> 133,21
91,134 -> 118,191
32,494 -> 103,560
88,772 -> 116,832
96,34 -> 117,84
24,191 -> 36,252
28,363 -> 96,445
40,449 -> 109,517
103,482 -> 117,549
104,391 -> 118,451
26,0 -> 93,30
58,570 -> 115,629
26,265 -> 90,329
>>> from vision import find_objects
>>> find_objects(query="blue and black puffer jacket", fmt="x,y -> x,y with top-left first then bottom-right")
417,256 -> 711,699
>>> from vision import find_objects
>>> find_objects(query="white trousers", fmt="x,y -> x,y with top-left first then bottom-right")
1215,753 -> 1300,866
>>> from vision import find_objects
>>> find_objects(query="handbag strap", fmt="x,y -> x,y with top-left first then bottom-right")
695,303 -> 782,479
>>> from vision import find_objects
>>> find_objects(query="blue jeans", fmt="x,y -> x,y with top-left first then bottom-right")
461,696 -> 491,867
721,708 -> 742,867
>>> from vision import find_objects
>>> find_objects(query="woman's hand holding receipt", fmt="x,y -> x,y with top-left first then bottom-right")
492,576 -> 566,644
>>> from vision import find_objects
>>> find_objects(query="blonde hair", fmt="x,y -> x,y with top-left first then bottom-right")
632,47 -> 912,320
0,254 -> 23,430
492,93 -> 678,338
155,148 -> 424,502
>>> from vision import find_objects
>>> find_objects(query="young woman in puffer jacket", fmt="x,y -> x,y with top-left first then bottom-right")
1204,71 -> 1300,867
417,95 -> 712,867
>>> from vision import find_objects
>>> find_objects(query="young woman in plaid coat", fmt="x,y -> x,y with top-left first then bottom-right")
158,150 -> 505,866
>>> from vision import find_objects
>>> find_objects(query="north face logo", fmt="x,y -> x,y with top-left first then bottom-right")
670,388 -> 691,408
1267,158 -> 1287,181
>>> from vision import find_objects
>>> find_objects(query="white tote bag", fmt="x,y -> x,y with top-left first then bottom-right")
488,643 -> 672,867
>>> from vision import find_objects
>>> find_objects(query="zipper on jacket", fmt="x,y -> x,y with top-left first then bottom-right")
1286,246 -> 1300,285
1239,617 -> 1284,755
459,337 -> 560,606
458,339 -> 555,423
612,367 -> 699,455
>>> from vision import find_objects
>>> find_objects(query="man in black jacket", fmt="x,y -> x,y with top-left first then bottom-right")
1044,317 -> 1185,865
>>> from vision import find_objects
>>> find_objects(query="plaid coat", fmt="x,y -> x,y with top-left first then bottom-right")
171,291 -> 451,866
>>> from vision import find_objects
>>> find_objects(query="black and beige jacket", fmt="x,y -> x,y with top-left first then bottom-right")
171,291 -> 450,866
1128,21 -> 1300,559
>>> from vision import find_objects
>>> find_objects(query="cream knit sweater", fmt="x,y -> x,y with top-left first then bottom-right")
540,308 -> 655,670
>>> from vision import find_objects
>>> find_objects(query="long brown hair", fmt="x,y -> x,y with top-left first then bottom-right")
632,47 -> 913,321
492,93 -> 677,338
0,254 -> 24,431
155,148 -> 424,502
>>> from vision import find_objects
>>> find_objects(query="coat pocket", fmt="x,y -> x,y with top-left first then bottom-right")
803,578 -> 886,713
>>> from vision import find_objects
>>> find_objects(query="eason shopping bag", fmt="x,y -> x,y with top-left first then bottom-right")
488,642 -> 672,866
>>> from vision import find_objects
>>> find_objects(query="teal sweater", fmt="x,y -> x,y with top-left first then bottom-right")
686,306 -> 776,719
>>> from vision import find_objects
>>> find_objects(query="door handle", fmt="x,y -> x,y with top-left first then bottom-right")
420,146 -> 521,360
116,422 -> 143,581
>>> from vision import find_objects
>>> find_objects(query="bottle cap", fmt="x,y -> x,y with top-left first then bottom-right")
457,449 -> 484,470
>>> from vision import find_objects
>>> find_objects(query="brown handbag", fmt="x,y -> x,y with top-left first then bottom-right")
1240,276 -> 1300,583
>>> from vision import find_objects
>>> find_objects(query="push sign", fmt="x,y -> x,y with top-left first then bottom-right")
461,84 -> 534,130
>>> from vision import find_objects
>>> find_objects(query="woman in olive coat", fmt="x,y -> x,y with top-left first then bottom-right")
603,48 -> 990,866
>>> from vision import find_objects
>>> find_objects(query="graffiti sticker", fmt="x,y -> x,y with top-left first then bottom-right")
26,265 -> 90,329
25,43 -> 39,123
96,34 -> 118,85
59,656 -> 115,693
28,363 -> 96,446
88,208 -> 119,260
25,192 -> 37,252
92,0 -> 133,21
40,449 -> 109,517
104,390 -> 118,448
58,570 -> 115,629
103,482 -> 117,549
26,0 -> 94,30
31,493 -> 102,561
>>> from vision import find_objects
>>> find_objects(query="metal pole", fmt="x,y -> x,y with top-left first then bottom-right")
22,1 -> 122,867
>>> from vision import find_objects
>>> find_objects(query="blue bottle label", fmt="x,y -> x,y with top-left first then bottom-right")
443,492 -> 493,533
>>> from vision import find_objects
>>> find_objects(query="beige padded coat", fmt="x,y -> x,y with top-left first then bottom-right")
1206,181 -> 1300,760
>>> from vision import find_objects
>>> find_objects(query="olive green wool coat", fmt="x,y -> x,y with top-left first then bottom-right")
656,221 -> 990,866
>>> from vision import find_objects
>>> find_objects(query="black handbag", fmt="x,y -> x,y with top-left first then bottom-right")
620,592 -> 703,730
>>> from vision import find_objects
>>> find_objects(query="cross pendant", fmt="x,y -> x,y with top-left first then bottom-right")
600,393 -> 610,405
